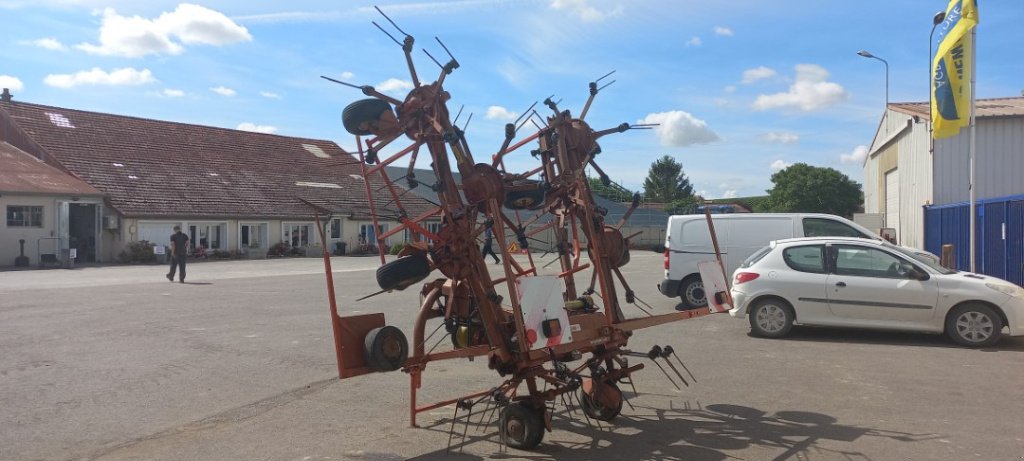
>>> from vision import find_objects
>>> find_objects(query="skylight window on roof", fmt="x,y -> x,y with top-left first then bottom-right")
296,181 -> 341,189
302,143 -> 330,158
209,173 -> 219,177
112,163 -> 124,167
349,174 -> 363,181
45,112 -> 75,128
128,175 -> 139,179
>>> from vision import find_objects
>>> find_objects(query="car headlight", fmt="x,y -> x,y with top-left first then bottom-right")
986,282 -> 1024,298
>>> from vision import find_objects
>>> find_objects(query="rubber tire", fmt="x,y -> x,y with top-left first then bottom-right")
504,189 -> 546,210
748,298 -> 795,338
376,254 -> 432,291
946,303 -> 1004,348
342,98 -> 393,136
679,275 -> 707,309
363,326 -> 409,372
580,382 -> 623,422
499,403 -> 545,450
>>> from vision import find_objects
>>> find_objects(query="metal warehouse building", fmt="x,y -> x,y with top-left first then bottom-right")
863,96 -> 1024,284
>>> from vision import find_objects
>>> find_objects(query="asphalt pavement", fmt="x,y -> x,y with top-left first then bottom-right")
1,252 -> 1022,460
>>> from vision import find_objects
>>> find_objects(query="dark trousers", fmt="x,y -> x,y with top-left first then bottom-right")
168,255 -> 187,281
481,242 -> 500,262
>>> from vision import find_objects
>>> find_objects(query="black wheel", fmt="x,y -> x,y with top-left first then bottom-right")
580,382 -> 623,422
342,98 -> 393,136
499,403 -> 545,450
748,298 -> 794,338
946,303 -> 1004,347
679,275 -> 706,309
376,254 -> 432,291
504,189 -> 546,210
363,326 -> 409,372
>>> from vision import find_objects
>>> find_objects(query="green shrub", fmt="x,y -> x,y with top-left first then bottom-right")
118,240 -> 158,264
390,243 -> 403,255
267,242 -> 291,257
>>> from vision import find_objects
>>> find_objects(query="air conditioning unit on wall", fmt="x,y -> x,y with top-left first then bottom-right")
103,216 -> 119,230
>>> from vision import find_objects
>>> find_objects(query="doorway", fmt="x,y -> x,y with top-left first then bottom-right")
68,203 -> 99,262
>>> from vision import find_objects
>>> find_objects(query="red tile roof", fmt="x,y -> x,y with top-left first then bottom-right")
0,142 -> 103,196
889,96 -> 1024,119
0,101 -> 436,219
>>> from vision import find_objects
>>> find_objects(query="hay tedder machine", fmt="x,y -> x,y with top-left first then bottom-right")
312,8 -> 721,450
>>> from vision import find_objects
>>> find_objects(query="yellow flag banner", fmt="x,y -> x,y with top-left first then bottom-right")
931,0 -> 979,139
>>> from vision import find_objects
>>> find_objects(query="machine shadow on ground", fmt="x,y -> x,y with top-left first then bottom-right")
768,326 -> 1024,353
403,401 -> 942,461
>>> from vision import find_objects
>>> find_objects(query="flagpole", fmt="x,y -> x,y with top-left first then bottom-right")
968,27 -> 977,272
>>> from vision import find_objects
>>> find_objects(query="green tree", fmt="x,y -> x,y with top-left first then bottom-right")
764,163 -> 862,217
665,196 -> 699,215
642,155 -> 694,203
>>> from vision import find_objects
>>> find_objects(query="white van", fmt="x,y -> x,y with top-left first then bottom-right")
658,213 -> 931,308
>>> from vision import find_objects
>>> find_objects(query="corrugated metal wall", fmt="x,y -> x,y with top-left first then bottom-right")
933,117 -> 1024,205
863,110 -> 932,249
924,195 -> 1024,286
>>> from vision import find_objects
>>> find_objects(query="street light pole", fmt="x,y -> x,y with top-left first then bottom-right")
929,11 -> 947,153
857,50 -> 889,110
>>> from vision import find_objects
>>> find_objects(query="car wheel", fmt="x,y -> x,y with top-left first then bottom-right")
946,303 -> 1004,348
679,275 -> 706,309
748,298 -> 794,338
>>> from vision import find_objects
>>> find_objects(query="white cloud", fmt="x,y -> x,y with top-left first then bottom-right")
722,189 -> 738,199
485,106 -> 517,121
32,38 -> 66,51
376,78 -> 413,95
237,122 -> 277,134
639,110 -> 720,147
210,86 -> 235,96
840,145 -> 869,164
770,159 -> 791,172
723,85 -> 736,94
741,66 -> 776,84
44,67 -> 155,88
752,64 -> 849,112
714,26 -> 733,36
162,88 -> 184,97
340,71 -> 355,80
0,75 -> 24,92
549,0 -> 623,22
260,91 -> 281,99
686,36 -> 702,47
75,4 -> 251,58
761,132 -> 800,144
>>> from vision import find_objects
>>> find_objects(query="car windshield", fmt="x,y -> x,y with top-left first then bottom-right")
882,242 -> 957,274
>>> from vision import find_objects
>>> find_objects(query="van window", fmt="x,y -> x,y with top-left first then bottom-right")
741,245 -> 772,268
802,218 -> 870,238
782,245 -> 826,273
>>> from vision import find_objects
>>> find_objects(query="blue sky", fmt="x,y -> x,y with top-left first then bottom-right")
1,0 -> 1021,198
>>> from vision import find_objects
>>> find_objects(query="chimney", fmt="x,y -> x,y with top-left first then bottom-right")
0,88 -> 11,103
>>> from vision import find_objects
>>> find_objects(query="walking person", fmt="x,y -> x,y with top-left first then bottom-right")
166,225 -> 189,283
481,226 -> 500,264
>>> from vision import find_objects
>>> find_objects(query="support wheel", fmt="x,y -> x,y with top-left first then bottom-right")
748,298 -> 794,338
342,98 -> 394,136
376,254 -> 432,291
679,275 -> 706,309
946,303 -> 1004,347
499,403 -> 545,450
503,189 -> 546,210
580,382 -> 623,422
363,326 -> 409,372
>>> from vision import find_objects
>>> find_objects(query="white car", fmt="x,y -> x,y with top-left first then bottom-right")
728,237 -> 1024,347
